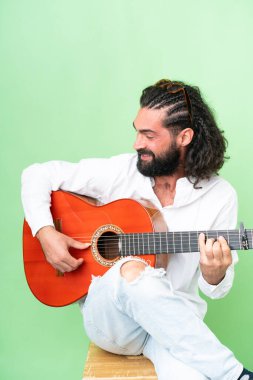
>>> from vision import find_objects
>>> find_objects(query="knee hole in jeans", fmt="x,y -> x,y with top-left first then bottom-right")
120,260 -> 148,283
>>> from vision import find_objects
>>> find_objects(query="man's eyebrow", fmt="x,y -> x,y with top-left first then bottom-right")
132,122 -> 156,134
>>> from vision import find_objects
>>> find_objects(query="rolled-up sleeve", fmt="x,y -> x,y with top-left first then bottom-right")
21,155 -> 131,236
198,258 -> 237,299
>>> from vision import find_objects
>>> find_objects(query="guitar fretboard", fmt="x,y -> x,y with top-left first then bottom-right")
119,229 -> 253,256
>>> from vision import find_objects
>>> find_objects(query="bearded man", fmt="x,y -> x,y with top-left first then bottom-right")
21,79 -> 253,380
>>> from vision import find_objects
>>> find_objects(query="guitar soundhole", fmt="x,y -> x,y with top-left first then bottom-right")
91,224 -> 123,267
97,232 -> 120,260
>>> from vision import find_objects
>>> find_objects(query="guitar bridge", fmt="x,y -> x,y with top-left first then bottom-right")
54,218 -> 65,276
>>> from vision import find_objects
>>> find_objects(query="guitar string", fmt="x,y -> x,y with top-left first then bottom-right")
74,246 -> 248,258
64,233 -> 251,242
63,229 -> 248,236
69,242 -> 248,256
61,230 -> 252,257
66,236 -> 252,247
65,230 -> 247,239
71,247 -> 247,259
67,229 -> 242,235
67,236 -> 250,244
67,235 -> 252,258
68,237 -> 250,255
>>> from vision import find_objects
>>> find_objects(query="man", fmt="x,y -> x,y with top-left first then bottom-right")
21,79 -> 252,380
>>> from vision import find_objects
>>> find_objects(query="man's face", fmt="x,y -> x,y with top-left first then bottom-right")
133,107 -> 181,177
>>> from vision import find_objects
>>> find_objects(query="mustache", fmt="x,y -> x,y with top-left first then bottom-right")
137,149 -> 155,158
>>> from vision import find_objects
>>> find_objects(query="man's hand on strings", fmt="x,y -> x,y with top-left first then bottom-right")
36,226 -> 90,273
198,233 -> 232,285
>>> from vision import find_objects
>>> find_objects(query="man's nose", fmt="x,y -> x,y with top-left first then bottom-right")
133,134 -> 145,151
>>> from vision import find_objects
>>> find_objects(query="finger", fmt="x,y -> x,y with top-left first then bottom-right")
56,257 -> 83,272
205,238 -> 216,259
54,261 -> 73,273
74,257 -> 84,268
218,236 -> 230,254
63,253 -> 84,270
218,236 -> 232,263
212,240 -> 223,260
69,239 -> 91,250
48,244 -> 83,271
198,232 -> 206,250
198,233 -> 211,265
64,259 -> 83,271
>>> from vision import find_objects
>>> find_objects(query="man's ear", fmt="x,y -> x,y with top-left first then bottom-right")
177,128 -> 194,147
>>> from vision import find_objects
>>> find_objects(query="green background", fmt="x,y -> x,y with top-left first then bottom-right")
1,1 -> 253,379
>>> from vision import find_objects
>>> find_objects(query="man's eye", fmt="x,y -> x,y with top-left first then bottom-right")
146,135 -> 154,140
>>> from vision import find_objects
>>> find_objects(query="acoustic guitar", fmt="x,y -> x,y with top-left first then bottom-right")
23,191 -> 252,307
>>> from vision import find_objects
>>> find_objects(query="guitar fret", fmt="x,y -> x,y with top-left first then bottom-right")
181,232 -> 189,253
236,230 -> 241,250
121,236 -> 124,257
193,231 -> 199,253
119,235 -> 124,256
146,233 -> 149,254
239,228 -> 242,250
174,233 -> 181,254
124,235 -> 126,257
160,233 -> 167,253
134,234 -> 138,255
197,231 -> 200,252
195,232 -> 198,253
166,231 -> 169,253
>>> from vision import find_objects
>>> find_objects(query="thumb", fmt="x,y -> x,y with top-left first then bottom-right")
69,239 -> 91,250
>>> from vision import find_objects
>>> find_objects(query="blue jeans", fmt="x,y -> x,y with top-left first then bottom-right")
80,257 -> 242,380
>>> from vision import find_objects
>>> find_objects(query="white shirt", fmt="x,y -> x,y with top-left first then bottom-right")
21,153 -> 238,318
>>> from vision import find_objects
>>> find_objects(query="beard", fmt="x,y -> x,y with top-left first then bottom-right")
136,141 -> 181,177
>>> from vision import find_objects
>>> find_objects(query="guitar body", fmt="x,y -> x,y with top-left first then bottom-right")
23,191 -> 164,307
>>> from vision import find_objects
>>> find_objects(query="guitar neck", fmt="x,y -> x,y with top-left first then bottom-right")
120,229 -> 253,255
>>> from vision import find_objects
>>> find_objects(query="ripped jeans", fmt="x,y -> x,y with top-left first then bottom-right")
80,257 -> 242,380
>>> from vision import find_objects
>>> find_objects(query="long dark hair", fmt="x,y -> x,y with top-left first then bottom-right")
140,79 -> 228,188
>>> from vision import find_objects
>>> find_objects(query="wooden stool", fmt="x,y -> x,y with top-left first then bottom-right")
83,343 -> 158,380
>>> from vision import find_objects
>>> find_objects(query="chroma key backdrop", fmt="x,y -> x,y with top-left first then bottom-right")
1,1 -> 253,379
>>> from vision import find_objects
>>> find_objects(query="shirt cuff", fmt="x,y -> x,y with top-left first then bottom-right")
198,265 -> 235,299
24,208 -> 55,236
